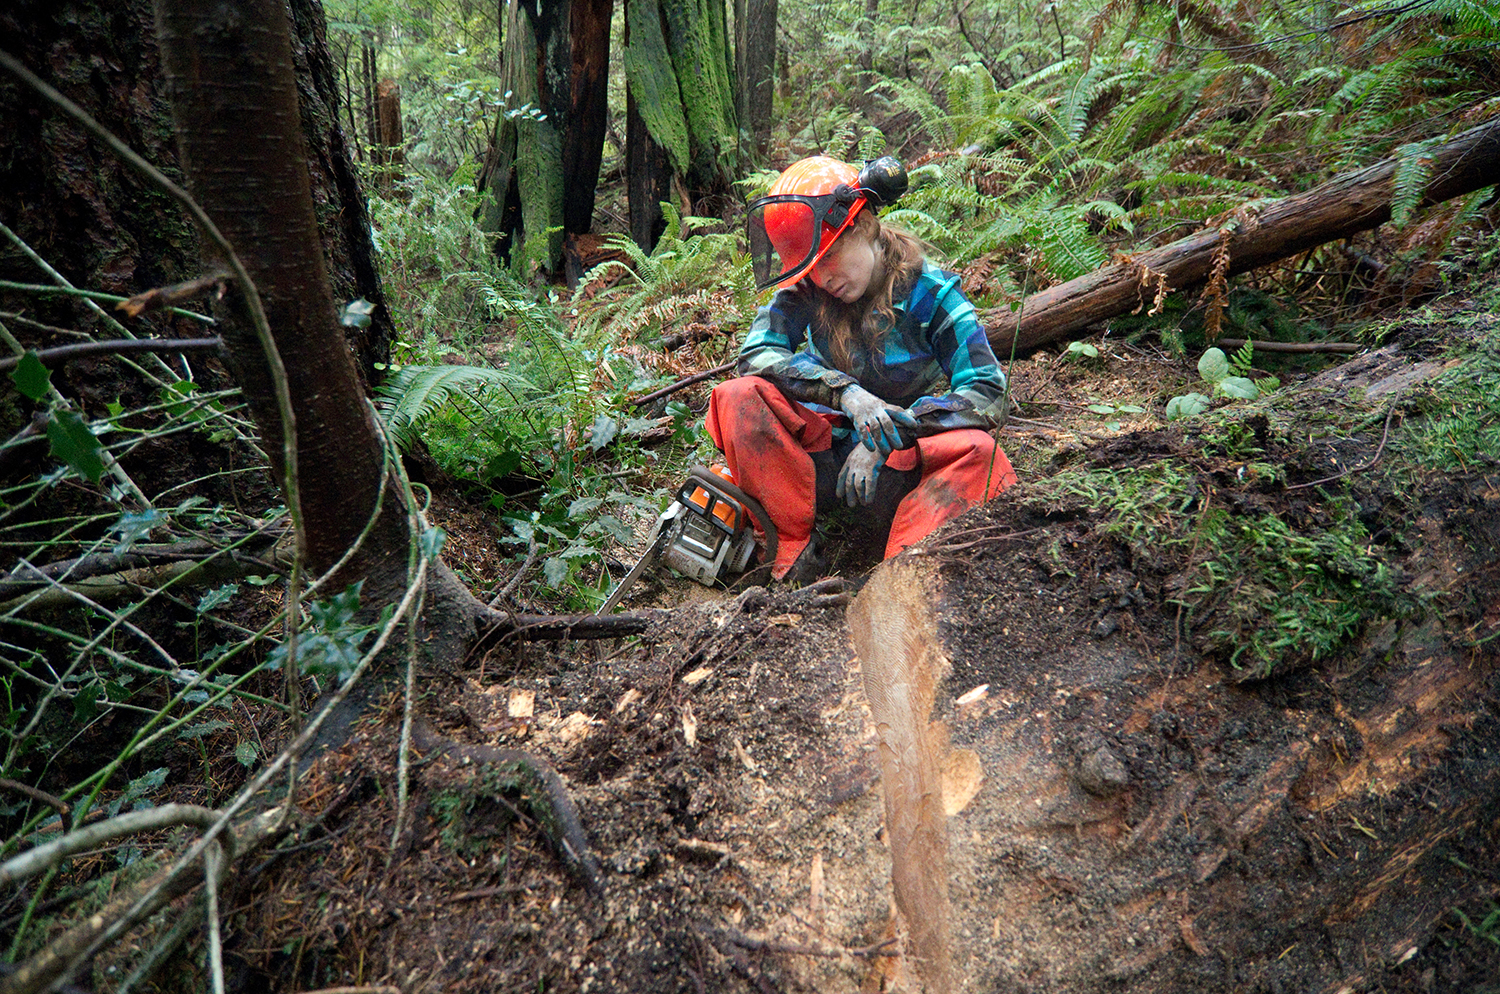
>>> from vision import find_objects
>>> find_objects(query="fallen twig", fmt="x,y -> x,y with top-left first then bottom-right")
913,525 -> 1046,554
0,804 -> 231,887
488,533 -> 540,607
0,337 -> 222,373
1287,404 -> 1399,491
723,928 -> 899,960
0,779 -> 68,818
631,360 -> 736,408
116,274 -> 230,317
1215,337 -> 1360,355
474,603 -> 653,642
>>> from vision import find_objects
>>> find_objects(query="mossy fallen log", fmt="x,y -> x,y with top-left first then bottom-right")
991,116 -> 1500,355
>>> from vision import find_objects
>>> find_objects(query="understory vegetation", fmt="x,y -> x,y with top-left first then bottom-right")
2,0 -> 1499,987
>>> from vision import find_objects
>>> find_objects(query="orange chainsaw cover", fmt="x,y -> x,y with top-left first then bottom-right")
707,376 -> 1016,578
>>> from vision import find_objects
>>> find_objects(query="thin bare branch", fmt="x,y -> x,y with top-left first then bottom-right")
0,804 -> 228,887
0,337 -> 222,373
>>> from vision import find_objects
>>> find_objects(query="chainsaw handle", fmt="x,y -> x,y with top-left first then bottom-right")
688,466 -> 778,569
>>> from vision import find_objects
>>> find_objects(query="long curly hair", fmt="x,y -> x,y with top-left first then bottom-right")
814,211 -> 927,372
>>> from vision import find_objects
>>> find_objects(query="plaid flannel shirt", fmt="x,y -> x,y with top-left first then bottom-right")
737,259 -> 1008,442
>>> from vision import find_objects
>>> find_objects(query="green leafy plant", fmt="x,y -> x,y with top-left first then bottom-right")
571,201 -> 757,349
266,582 -> 392,685
1167,343 -> 1280,419
1083,398 -> 1146,432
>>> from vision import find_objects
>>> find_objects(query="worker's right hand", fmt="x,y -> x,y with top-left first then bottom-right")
840,384 -> 918,454
836,444 -> 886,507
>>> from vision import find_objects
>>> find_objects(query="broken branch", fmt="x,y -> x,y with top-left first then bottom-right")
474,603 -> 653,641
0,336 -> 221,372
631,360 -> 737,407
116,273 -> 230,317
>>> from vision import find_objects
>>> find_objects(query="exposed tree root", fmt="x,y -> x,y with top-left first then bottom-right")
412,719 -> 603,898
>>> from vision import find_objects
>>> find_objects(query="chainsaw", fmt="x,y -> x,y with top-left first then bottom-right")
596,465 -> 776,615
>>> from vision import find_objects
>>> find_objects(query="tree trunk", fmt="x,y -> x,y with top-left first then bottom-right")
479,0 -> 611,274
374,77 -> 404,196
0,0 -> 395,387
991,116 -> 1500,356
565,0 -> 612,235
625,68 -> 672,251
623,0 -> 738,250
734,0 -> 776,159
286,0 -> 398,382
152,0 -> 415,594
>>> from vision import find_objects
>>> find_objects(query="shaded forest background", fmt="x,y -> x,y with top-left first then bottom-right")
0,0 -> 1498,991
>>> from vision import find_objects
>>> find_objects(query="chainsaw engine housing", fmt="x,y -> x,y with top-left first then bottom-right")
657,470 -> 756,585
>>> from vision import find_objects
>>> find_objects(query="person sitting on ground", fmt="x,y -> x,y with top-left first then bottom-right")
707,154 -> 1017,582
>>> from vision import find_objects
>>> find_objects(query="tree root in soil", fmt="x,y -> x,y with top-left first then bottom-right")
411,719 -> 603,898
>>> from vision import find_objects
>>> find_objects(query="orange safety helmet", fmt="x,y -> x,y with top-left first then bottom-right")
746,155 -> 909,290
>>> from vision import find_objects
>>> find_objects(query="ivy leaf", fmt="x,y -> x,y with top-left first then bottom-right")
110,509 -> 166,555
481,449 -> 523,482
1086,403 -> 1115,415
197,583 -> 240,614
597,514 -> 635,544
73,682 -> 104,722
11,351 -> 51,401
1214,376 -> 1260,400
588,414 -> 618,451
235,740 -> 260,768
47,410 -> 106,483
568,496 -> 603,517
419,526 -> 447,559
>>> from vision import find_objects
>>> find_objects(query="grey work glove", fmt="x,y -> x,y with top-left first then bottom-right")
840,383 -> 918,454
836,444 -> 886,507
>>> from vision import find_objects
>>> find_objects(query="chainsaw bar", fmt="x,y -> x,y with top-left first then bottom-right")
595,518 -> 674,616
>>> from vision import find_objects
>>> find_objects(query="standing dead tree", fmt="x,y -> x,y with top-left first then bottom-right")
991,116 -> 1500,355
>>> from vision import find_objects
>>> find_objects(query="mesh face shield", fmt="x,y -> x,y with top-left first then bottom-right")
743,156 -> 909,292
745,186 -> 865,291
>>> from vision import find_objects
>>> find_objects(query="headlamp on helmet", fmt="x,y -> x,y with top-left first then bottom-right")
746,155 -> 909,291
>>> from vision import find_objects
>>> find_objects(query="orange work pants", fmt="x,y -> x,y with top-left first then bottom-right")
706,376 -> 1016,578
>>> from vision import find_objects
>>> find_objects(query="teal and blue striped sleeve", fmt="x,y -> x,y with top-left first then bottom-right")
894,266 -> 1008,439
737,288 -> 856,409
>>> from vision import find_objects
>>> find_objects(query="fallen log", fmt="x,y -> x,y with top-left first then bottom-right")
990,115 -> 1500,355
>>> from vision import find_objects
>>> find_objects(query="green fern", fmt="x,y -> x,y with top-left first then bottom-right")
1391,137 -> 1442,226
375,364 -> 543,451
572,201 -> 754,350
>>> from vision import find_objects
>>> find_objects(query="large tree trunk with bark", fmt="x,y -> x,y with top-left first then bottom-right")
991,116 -> 1500,356
734,0 -> 776,159
479,0 -> 612,274
151,0 -> 422,604
622,0 -> 739,251
0,0 -> 395,386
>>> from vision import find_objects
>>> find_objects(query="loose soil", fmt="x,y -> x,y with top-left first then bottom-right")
206,292 -> 1500,994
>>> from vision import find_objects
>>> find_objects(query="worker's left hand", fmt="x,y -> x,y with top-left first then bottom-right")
836,444 -> 886,507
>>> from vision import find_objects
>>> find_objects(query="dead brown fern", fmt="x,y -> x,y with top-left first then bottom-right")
1129,259 -> 1174,316
1201,227 -> 1234,341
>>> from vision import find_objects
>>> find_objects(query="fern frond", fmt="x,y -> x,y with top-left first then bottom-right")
376,364 -> 541,450
1033,206 -> 1108,281
1391,138 -> 1440,226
